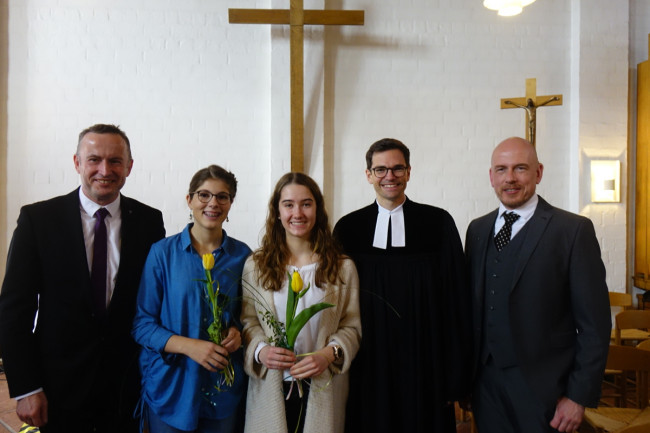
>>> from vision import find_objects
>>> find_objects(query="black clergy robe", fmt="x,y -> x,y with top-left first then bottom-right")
333,198 -> 472,433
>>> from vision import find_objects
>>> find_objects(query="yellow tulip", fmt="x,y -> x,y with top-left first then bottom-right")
290,270 -> 303,293
202,253 -> 215,271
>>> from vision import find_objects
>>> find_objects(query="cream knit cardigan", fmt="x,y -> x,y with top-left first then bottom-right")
241,257 -> 361,433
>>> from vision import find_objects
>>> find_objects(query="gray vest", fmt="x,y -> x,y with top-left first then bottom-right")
480,223 -> 530,368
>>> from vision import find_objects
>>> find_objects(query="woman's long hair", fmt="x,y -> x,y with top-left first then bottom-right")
252,172 -> 342,292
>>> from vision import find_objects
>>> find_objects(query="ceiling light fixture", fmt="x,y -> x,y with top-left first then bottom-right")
484,0 -> 537,17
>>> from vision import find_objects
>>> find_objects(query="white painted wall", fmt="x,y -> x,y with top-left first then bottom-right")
1,0 -> 645,295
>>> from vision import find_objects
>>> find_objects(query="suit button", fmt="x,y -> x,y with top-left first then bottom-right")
489,306 -> 495,310
492,274 -> 497,278
490,290 -> 495,295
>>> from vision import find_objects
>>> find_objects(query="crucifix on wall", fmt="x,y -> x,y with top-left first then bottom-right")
229,1 -> 364,172
500,78 -> 563,147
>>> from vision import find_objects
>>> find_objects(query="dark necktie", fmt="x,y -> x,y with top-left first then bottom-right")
494,211 -> 520,251
91,208 -> 110,318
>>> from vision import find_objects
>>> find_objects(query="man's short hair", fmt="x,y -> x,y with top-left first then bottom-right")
78,124 -> 132,160
365,138 -> 410,169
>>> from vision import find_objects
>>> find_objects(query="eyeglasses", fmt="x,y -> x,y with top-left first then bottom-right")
192,190 -> 232,204
370,165 -> 408,178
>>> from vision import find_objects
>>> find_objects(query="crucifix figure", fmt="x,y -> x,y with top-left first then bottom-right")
500,78 -> 563,147
229,1 -> 364,172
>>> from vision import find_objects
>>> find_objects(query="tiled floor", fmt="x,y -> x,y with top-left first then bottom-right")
0,367 -> 21,433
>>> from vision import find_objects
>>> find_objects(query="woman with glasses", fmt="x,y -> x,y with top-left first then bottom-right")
132,165 -> 251,433
240,172 -> 361,433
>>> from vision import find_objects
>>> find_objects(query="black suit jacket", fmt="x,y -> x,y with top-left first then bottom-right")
465,196 -> 610,408
0,189 -> 165,428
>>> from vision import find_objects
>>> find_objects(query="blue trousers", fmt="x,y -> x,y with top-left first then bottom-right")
145,404 -> 237,433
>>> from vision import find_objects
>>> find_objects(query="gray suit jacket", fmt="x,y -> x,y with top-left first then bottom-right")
465,196 -> 611,408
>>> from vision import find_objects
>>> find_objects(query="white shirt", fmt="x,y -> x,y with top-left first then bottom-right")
494,194 -> 539,240
372,200 -> 406,249
79,189 -> 122,307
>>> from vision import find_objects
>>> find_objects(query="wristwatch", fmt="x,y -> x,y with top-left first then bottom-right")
332,345 -> 343,363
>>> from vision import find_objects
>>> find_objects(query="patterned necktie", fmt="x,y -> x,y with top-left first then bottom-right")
91,208 -> 110,318
494,211 -> 520,252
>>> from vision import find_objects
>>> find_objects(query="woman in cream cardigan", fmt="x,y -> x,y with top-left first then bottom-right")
241,172 -> 361,433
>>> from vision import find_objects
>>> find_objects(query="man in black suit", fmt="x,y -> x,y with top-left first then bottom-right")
465,136 -> 611,432
0,124 -> 165,432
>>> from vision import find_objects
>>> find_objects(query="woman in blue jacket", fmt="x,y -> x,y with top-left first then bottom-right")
133,165 -> 251,433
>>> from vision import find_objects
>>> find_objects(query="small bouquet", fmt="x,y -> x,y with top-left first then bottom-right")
261,270 -> 335,351
284,270 -> 334,350
201,253 -> 235,390
259,270 -> 335,399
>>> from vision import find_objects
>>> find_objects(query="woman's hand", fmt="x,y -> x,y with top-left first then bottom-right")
289,347 -> 333,379
259,346 -> 297,370
185,339 -> 230,372
164,335 -> 229,372
220,326 -> 241,353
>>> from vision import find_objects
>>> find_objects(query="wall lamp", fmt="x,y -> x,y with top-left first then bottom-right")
591,160 -> 621,203
483,0 -> 536,17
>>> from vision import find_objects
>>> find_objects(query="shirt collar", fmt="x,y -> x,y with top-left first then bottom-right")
373,200 -> 406,249
181,223 -> 235,255
78,188 -> 120,218
376,199 -> 405,215
498,194 -> 538,223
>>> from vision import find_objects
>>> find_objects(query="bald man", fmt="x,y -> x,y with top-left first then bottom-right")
465,137 -> 611,433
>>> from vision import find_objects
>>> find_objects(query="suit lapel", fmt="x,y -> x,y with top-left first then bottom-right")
473,210 -> 497,299
112,195 -> 133,304
63,189 -> 92,284
510,197 -> 553,291
117,195 -> 133,265
59,189 -> 96,308
362,202 -> 379,245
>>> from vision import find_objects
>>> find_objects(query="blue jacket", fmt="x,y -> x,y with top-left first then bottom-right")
133,224 -> 251,430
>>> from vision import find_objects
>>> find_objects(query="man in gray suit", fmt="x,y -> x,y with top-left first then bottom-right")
465,137 -> 611,432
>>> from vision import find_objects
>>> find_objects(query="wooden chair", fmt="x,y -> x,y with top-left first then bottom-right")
636,292 -> 650,311
617,423 -> 650,433
637,339 -> 650,351
614,310 -> 650,345
610,292 -> 633,309
602,309 -> 650,406
584,345 -> 650,433
455,402 -> 477,433
601,293 -> 635,407
604,311 -> 650,407
636,340 -> 650,415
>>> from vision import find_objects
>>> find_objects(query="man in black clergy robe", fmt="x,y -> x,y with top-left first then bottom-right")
333,138 -> 472,433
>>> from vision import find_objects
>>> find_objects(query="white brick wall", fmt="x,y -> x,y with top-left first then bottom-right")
1,0 -> 647,294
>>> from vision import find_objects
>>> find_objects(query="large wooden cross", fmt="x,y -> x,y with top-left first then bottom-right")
500,78 -> 563,147
229,1 -> 364,172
